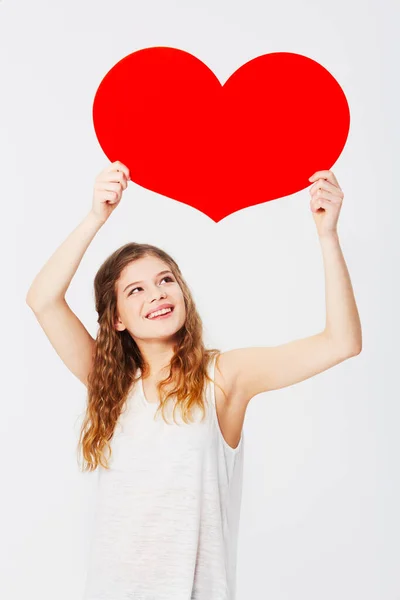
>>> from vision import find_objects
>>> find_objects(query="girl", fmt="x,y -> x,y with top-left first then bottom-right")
26,161 -> 362,600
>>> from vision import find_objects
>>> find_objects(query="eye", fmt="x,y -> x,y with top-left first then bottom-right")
128,276 -> 175,296
128,286 -> 142,296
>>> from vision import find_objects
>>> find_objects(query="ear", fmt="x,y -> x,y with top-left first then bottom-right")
114,315 -> 126,332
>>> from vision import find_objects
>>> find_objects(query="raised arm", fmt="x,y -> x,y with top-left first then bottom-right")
219,169 -> 362,405
26,161 -> 130,386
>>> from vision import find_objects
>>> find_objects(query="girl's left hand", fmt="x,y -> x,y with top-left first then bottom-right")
308,170 -> 344,238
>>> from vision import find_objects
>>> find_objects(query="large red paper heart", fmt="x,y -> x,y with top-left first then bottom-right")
93,47 -> 350,222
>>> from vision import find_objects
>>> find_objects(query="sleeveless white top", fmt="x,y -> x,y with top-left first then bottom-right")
83,354 -> 245,600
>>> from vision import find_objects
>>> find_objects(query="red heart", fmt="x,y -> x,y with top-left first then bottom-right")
93,47 -> 350,222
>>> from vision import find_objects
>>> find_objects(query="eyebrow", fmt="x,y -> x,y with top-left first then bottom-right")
123,270 -> 173,293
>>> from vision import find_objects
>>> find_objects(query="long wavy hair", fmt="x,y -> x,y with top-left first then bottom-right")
77,242 -> 226,472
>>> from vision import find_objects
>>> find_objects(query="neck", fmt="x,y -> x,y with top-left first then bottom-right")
137,340 -> 176,379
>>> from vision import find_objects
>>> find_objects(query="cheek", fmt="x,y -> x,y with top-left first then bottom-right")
178,293 -> 186,311
125,301 -> 145,323
179,300 -> 187,319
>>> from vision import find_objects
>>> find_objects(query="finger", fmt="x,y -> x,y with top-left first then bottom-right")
103,171 -> 128,189
312,188 -> 343,204
309,170 -> 340,188
310,194 -> 324,212
100,182 -> 122,194
312,196 -> 339,210
311,188 -> 343,203
317,198 -> 333,210
311,193 -> 339,211
311,197 -> 330,212
310,179 -> 343,197
110,160 -> 130,181
104,192 -> 118,202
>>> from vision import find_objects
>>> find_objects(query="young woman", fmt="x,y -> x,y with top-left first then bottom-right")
26,160 -> 362,600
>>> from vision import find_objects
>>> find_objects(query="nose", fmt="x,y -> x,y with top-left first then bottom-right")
148,285 -> 167,303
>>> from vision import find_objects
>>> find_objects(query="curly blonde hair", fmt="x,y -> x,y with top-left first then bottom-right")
77,242 -> 225,472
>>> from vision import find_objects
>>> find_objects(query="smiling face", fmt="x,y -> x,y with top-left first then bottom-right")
114,254 -> 186,343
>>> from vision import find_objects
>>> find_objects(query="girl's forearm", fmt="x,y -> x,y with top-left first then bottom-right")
319,232 -> 362,353
26,210 -> 105,311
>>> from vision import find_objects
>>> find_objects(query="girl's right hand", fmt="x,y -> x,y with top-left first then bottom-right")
91,161 -> 131,223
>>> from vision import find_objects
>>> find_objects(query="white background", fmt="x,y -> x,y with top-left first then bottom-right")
1,0 -> 399,598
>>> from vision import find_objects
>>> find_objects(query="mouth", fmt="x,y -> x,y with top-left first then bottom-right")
145,306 -> 175,320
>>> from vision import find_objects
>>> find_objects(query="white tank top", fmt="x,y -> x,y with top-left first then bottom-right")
83,354 -> 245,600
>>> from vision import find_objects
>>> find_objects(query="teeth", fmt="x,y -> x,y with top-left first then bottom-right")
147,307 -> 172,319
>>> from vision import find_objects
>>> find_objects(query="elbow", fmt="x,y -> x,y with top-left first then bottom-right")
345,341 -> 362,358
26,288 -> 65,311
26,293 -> 34,308
325,330 -> 362,358
350,333 -> 363,356
26,292 -> 47,312
26,290 -> 40,310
